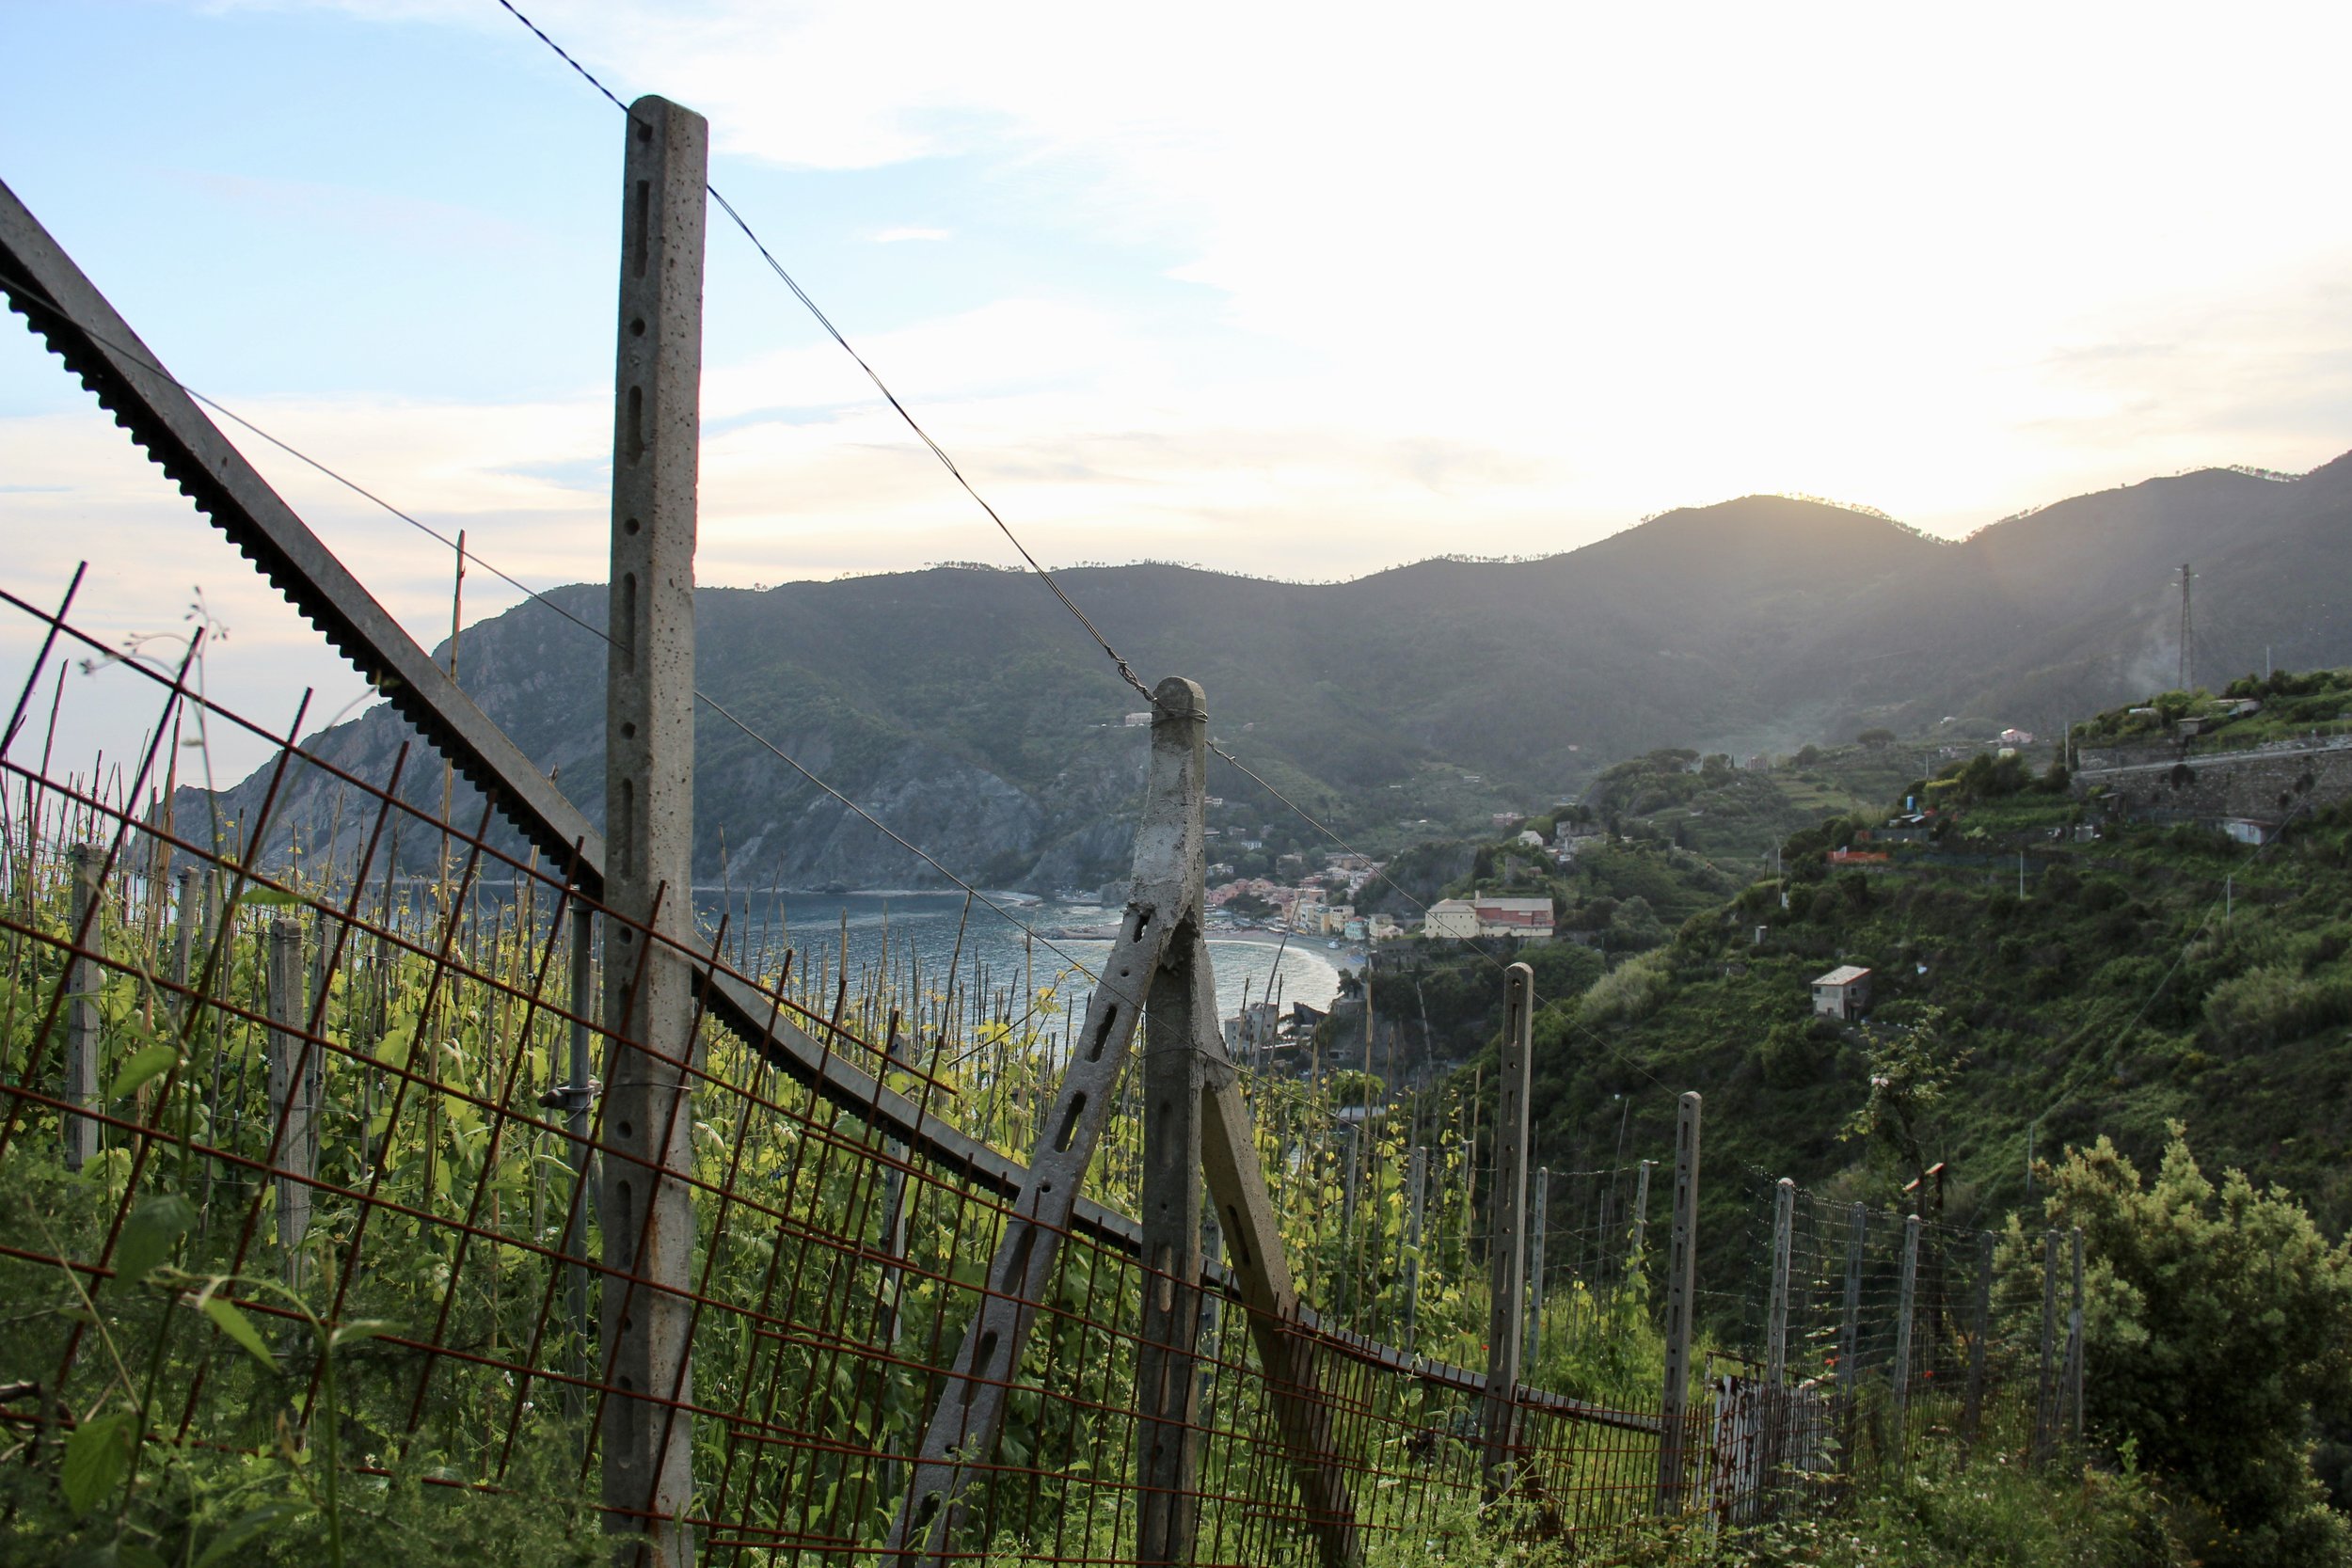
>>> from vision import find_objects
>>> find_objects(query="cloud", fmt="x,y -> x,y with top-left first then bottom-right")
47,1 -> 2352,574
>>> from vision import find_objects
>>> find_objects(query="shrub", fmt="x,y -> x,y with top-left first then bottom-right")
2204,963 -> 2352,1047
2012,1130 -> 2352,1568
1581,949 -> 1674,1025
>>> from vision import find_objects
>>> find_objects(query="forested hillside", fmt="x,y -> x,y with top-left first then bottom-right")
188,453 -> 2352,893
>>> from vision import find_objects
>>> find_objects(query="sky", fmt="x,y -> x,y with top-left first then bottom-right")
5,0 -> 2351,775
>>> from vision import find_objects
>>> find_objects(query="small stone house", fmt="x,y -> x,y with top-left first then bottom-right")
1811,964 -> 1872,1022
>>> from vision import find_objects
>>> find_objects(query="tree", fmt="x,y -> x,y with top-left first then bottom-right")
1844,1003 -> 1963,1194
1857,727 -> 1897,748
2015,1129 -> 2352,1568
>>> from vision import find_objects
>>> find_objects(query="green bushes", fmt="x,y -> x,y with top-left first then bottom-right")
1581,950 -> 1674,1025
2204,963 -> 2352,1048
2016,1131 -> 2352,1568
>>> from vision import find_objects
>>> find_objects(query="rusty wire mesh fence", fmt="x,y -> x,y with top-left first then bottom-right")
0,580 -> 2090,1564
0,587 -> 1682,1565
1697,1168 -> 2088,1526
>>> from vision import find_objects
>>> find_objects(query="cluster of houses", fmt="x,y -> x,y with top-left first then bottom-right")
1419,895 -> 1556,941
1206,850 -> 1404,943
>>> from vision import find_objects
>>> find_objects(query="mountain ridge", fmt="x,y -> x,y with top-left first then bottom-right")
184,452 -> 2352,893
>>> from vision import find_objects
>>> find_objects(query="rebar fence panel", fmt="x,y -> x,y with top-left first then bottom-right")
0,592 -> 1708,1565
1699,1168 -> 2080,1528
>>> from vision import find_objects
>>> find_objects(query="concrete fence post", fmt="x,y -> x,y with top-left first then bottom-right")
1405,1144 -> 1425,1357
598,91 -> 707,1568
1765,1177 -> 1795,1497
2033,1228 -> 2059,1467
2067,1226 -> 2086,1449
1962,1230 -> 1994,1451
1837,1204 -> 1865,1454
1889,1214 -> 1919,1468
1766,1178 -> 1794,1388
171,865 -> 196,1022
1655,1091 -> 1701,1515
264,917 -> 316,1284
1480,962 -> 1534,1500
63,844 -> 101,1172
1136,717 -> 1213,1567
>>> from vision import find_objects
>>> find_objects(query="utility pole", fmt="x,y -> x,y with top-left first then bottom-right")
2178,562 -> 2193,691
598,93 -> 707,1568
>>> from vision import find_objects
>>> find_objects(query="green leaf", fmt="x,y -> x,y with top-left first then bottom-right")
59,1410 -> 133,1516
113,1193 -> 197,1286
199,1296 -> 277,1373
236,887 -> 301,908
106,1043 -> 180,1101
329,1319 -> 394,1350
192,1503 -> 293,1568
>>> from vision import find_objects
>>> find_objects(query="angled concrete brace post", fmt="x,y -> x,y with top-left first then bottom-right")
598,93 -> 707,1568
1961,1230 -> 1994,1451
1135,682 -> 1211,1567
886,677 -> 1198,1564
1889,1215 -> 1919,1469
1654,1091 -> 1700,1514
1200,1035 -> 1360,1568
1481,962 -> 1534,1500
63,844 -> 100,1171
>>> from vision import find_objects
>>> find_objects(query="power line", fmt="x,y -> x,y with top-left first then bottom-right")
487,0 -> 1566,1039
490,0 -> 1159,710
0,264 -> 1102,986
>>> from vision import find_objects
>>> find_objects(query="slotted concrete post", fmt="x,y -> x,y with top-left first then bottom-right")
1480,962 -> 1534,1499
598,92 -> 707,1568
1136,684 -> 1211,1567
63,844 -> 101,1171
1655,1091 -> 1701,1514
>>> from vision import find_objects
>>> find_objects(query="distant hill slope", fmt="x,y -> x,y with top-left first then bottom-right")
191,453 -> 2352,892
